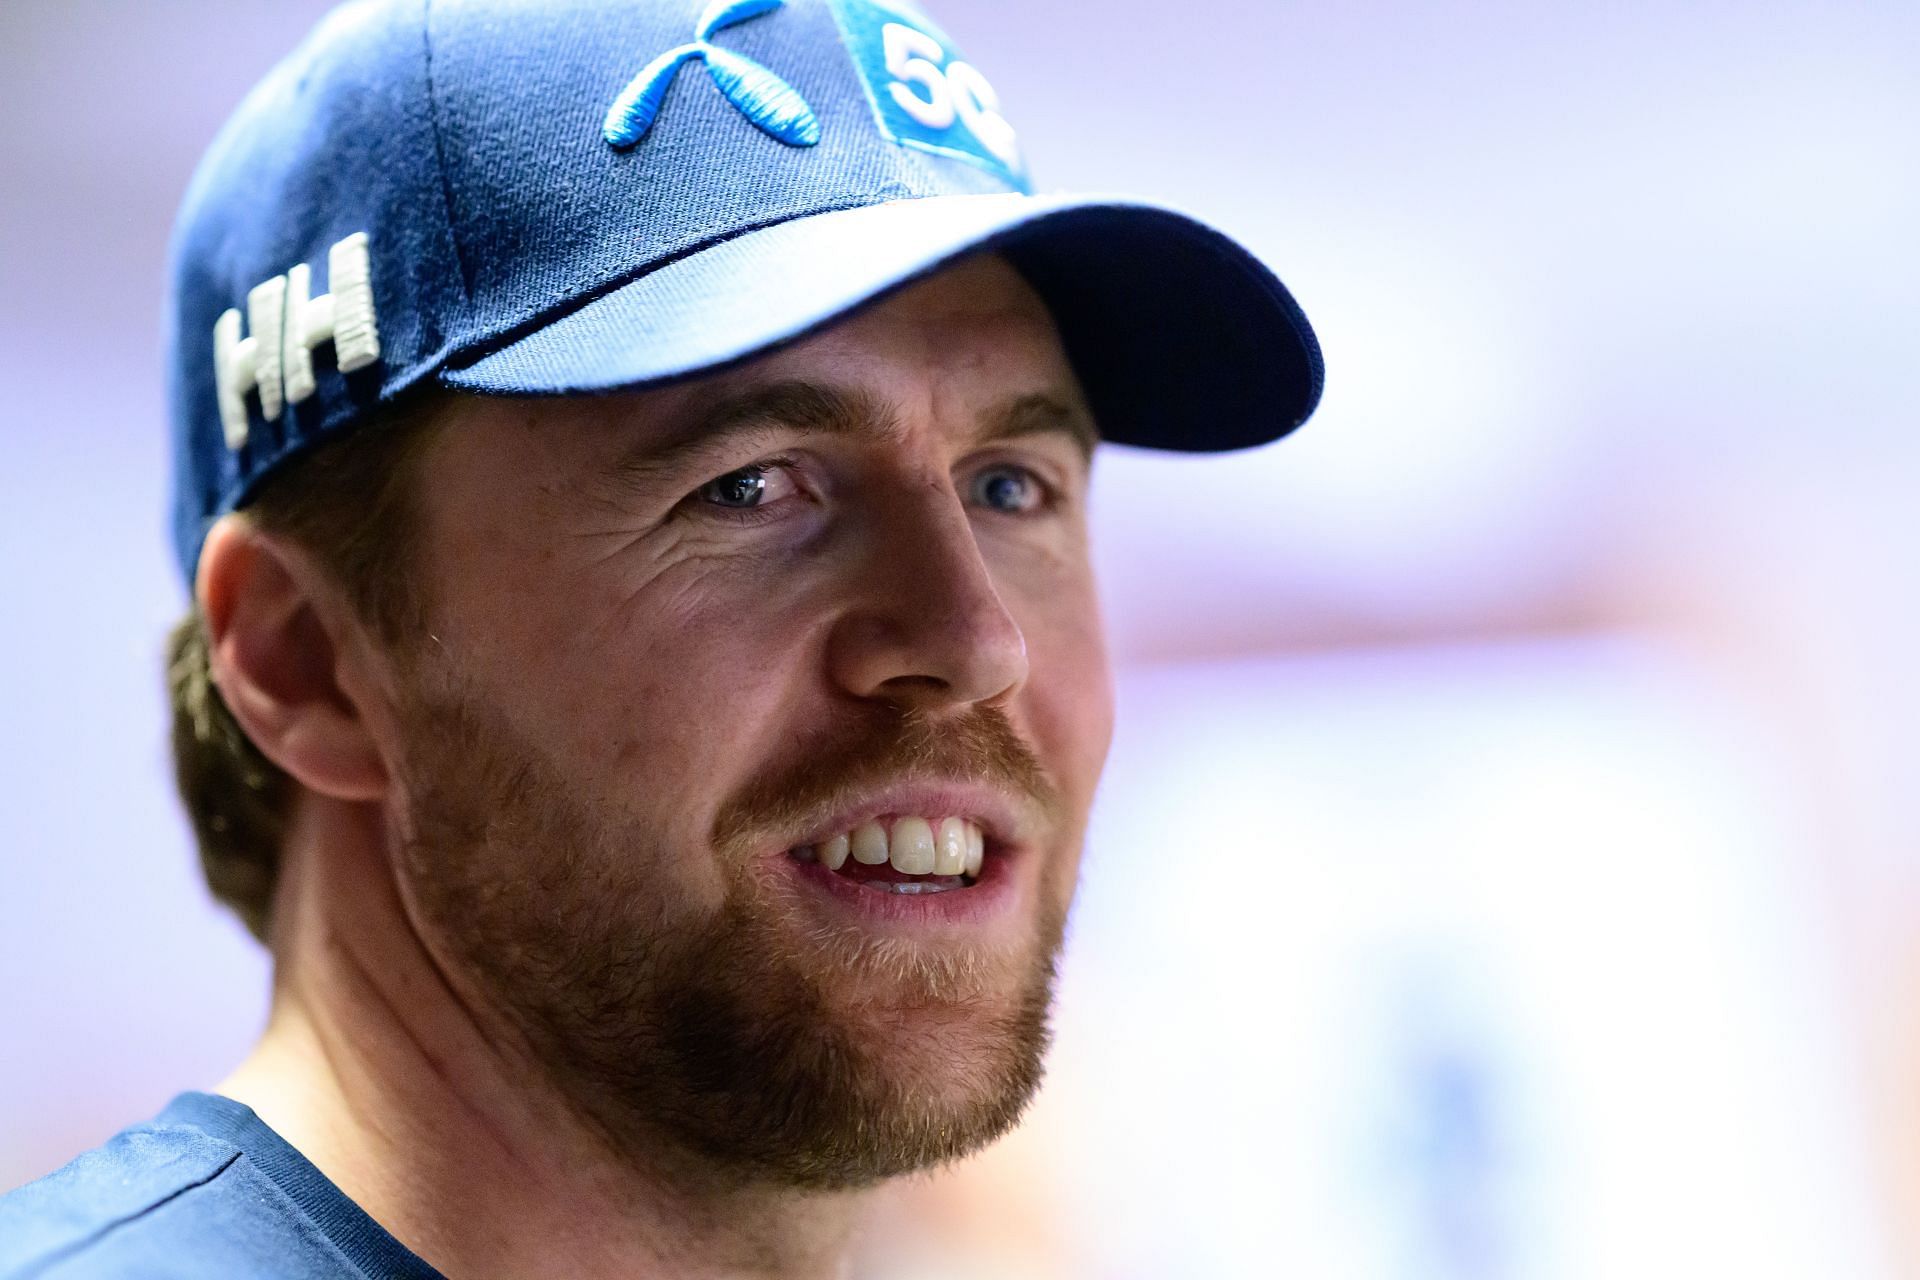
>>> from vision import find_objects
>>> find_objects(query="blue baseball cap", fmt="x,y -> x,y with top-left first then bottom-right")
168,0 -> 1324,587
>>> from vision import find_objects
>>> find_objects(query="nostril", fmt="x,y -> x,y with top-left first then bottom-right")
878,674 -> 949,698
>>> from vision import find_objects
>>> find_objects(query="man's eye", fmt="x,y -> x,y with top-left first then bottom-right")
691,457 -> 802,517
968,464 -> 1050,515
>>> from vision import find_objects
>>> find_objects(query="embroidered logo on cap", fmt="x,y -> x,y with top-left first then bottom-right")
826,0 -> 1028,190
212,232 -> 380,451
604,0 -> 822,150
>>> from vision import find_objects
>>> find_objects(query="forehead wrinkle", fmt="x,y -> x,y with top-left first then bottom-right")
610,380 -> 897,488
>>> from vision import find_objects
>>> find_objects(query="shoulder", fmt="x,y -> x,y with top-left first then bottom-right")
0,1111 -> 353,1280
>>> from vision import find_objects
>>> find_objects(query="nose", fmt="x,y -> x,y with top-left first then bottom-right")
826,474 -> 1029,713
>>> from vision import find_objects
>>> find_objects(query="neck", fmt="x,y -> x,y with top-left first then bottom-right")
217,793 -> 868,1280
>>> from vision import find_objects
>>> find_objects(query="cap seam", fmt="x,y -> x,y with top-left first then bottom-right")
420,0 -> 477,318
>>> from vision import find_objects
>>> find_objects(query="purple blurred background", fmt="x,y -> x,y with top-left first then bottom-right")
3,2 -> 1916,1275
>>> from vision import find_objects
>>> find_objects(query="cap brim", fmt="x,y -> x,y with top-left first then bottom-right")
440,192 -> 1322,452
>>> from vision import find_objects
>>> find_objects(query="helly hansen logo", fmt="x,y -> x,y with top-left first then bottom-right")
213,232 -> 380,450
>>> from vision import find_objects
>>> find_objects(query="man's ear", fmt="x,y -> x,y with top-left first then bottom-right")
197,515 -> 390,802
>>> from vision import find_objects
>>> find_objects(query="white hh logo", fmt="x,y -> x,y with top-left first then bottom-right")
213,232 -> 381,450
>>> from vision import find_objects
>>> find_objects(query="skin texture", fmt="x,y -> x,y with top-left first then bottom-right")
202,254 -> 1117,1279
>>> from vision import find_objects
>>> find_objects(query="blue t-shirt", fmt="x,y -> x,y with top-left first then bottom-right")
0,1093 -> 444,1279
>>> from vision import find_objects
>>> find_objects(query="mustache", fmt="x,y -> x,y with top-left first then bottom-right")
713,702 -> 1057,857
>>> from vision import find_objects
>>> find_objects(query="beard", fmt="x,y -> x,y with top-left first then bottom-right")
387,672 -> 1072,1192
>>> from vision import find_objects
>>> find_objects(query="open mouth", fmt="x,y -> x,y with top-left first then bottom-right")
788,815 -> 986,895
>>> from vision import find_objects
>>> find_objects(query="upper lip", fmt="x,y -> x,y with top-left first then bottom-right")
771,780 -> 1034,858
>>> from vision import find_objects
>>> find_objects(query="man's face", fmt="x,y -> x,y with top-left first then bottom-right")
374,254 -> 1115,1188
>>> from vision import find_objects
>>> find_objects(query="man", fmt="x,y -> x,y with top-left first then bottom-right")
1,0 -> 1320,1275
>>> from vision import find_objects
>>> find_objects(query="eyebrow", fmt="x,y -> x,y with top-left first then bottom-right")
611,378 -> 1098,487
991,390 -> 1099,464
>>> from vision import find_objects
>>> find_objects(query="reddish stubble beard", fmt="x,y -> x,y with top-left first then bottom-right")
385,669 -> 1074,1192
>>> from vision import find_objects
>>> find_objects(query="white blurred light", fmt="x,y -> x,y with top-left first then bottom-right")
1032,637 -> 1890,1279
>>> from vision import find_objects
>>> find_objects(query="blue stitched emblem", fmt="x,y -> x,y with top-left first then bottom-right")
825,0 -> 1029,190
604,0 -> 821,150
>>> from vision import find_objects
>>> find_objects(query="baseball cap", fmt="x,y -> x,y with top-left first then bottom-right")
168,0 -> 1324,587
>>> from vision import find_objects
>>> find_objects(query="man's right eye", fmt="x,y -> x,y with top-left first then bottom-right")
698,466 -> 767,508
687,456 -> 803,521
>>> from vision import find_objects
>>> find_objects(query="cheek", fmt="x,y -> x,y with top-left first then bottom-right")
426,552 -> 813,848
551,561 -> 821,785
1014,569 -> 1116,806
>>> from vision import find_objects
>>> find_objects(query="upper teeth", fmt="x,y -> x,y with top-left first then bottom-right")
802,816 -> 986,878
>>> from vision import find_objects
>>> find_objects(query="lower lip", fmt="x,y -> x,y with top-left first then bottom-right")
776,842 -> 1024,928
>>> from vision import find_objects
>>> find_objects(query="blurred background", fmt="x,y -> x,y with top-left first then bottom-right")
1,1 -> 1914,1276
